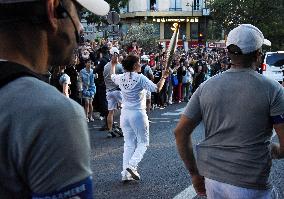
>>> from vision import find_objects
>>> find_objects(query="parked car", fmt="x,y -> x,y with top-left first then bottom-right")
262,51 -> 284,83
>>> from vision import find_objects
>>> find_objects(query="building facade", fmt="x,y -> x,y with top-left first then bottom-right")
120,0 -> 211,47
81,19 -> 104,41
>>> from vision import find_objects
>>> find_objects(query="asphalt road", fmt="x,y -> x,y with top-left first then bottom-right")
90,102 -> 284,199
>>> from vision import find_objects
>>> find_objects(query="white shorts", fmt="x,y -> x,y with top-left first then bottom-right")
106,90 -> 122,110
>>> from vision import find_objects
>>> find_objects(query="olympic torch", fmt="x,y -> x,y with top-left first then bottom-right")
165,23 -> 180,69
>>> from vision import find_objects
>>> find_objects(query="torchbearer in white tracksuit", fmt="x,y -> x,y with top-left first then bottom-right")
110,54 -> 170,182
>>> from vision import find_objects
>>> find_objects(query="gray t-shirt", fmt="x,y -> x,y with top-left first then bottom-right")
141,64 -> 154,80
103,62 -> 123,92
0,77 -> 92,198
183,68 -> 284,190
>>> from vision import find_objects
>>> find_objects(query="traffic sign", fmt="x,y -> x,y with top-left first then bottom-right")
107,11 -> 120,25
203,8 -> 210,16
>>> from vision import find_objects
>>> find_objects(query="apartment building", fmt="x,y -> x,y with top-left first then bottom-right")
120,0 -> 210,47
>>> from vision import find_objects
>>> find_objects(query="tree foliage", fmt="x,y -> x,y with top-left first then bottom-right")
206,20 -> 223,41
123,23 -> 160,54
208,0 -> 284,50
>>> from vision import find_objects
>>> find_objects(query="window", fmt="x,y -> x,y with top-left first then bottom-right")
193,0 -> 200,10
190,23 -> 198,39
150,0 -> 157,11
170,0 -> 182,11
266,53 -> 284,66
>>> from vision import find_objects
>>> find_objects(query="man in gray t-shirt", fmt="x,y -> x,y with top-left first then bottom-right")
103,47 -> 124,138
0,0 -> 110,198
140,58 -> 154,113
175,24 -> 284,199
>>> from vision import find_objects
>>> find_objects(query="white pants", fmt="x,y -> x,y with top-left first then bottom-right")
120,108 -> 149,175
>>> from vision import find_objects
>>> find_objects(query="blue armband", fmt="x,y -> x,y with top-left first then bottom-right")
271,114 -> 284,124
32,176 -> 93,199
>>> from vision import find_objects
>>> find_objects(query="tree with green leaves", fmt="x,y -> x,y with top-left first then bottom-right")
122,23 -> 160,54
208,0 -> 284,50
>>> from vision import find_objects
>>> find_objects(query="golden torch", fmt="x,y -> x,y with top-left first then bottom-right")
165,23 -> 180,69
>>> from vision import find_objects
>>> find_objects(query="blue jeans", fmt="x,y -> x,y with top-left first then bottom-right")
205,178 -> 278,199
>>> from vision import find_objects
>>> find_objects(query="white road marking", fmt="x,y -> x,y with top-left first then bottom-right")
173,184 -> 196,199
162,112 -> 181,116
162,107 -> 186,116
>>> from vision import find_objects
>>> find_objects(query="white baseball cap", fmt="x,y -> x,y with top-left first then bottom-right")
226,24 -> 265,54
110,47 -> 119,55
0,0 -> 110,16
76,0 -> 109,16
141,55 -> 150,61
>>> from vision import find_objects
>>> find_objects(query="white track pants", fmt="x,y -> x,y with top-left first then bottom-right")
120,109 -> 149,175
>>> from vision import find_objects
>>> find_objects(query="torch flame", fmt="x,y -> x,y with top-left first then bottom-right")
171,23 -> 179,32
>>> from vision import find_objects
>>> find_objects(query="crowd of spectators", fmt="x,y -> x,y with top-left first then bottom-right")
48,38 -> 232,126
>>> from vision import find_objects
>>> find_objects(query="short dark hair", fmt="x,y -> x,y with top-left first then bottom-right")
228,45 -> 260,68
121,54 -> 139,72
227,44 -> 243,55
227,44 -> 259,57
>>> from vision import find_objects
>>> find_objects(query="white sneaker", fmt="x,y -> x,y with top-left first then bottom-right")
86,118 -> 89,122
122,173 -> 135,182
89,117 -> 94,122
126,166 -> 140,180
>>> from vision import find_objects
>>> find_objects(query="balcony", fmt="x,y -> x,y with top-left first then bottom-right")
169,7 -> 182,11
120,10 -> 203,19
120,6 -> 203,19
120,0 -> 209,19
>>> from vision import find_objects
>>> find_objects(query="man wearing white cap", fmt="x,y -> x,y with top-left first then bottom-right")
175,24 -> 284,198
0,0 -> 109,198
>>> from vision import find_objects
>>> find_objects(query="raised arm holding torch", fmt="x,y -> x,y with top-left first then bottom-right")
165,23 -> 180,70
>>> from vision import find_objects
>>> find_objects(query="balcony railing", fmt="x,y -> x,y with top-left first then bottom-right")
169,7 -> 182,11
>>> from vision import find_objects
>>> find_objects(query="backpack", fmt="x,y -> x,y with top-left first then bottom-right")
0,61 -> 40,89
